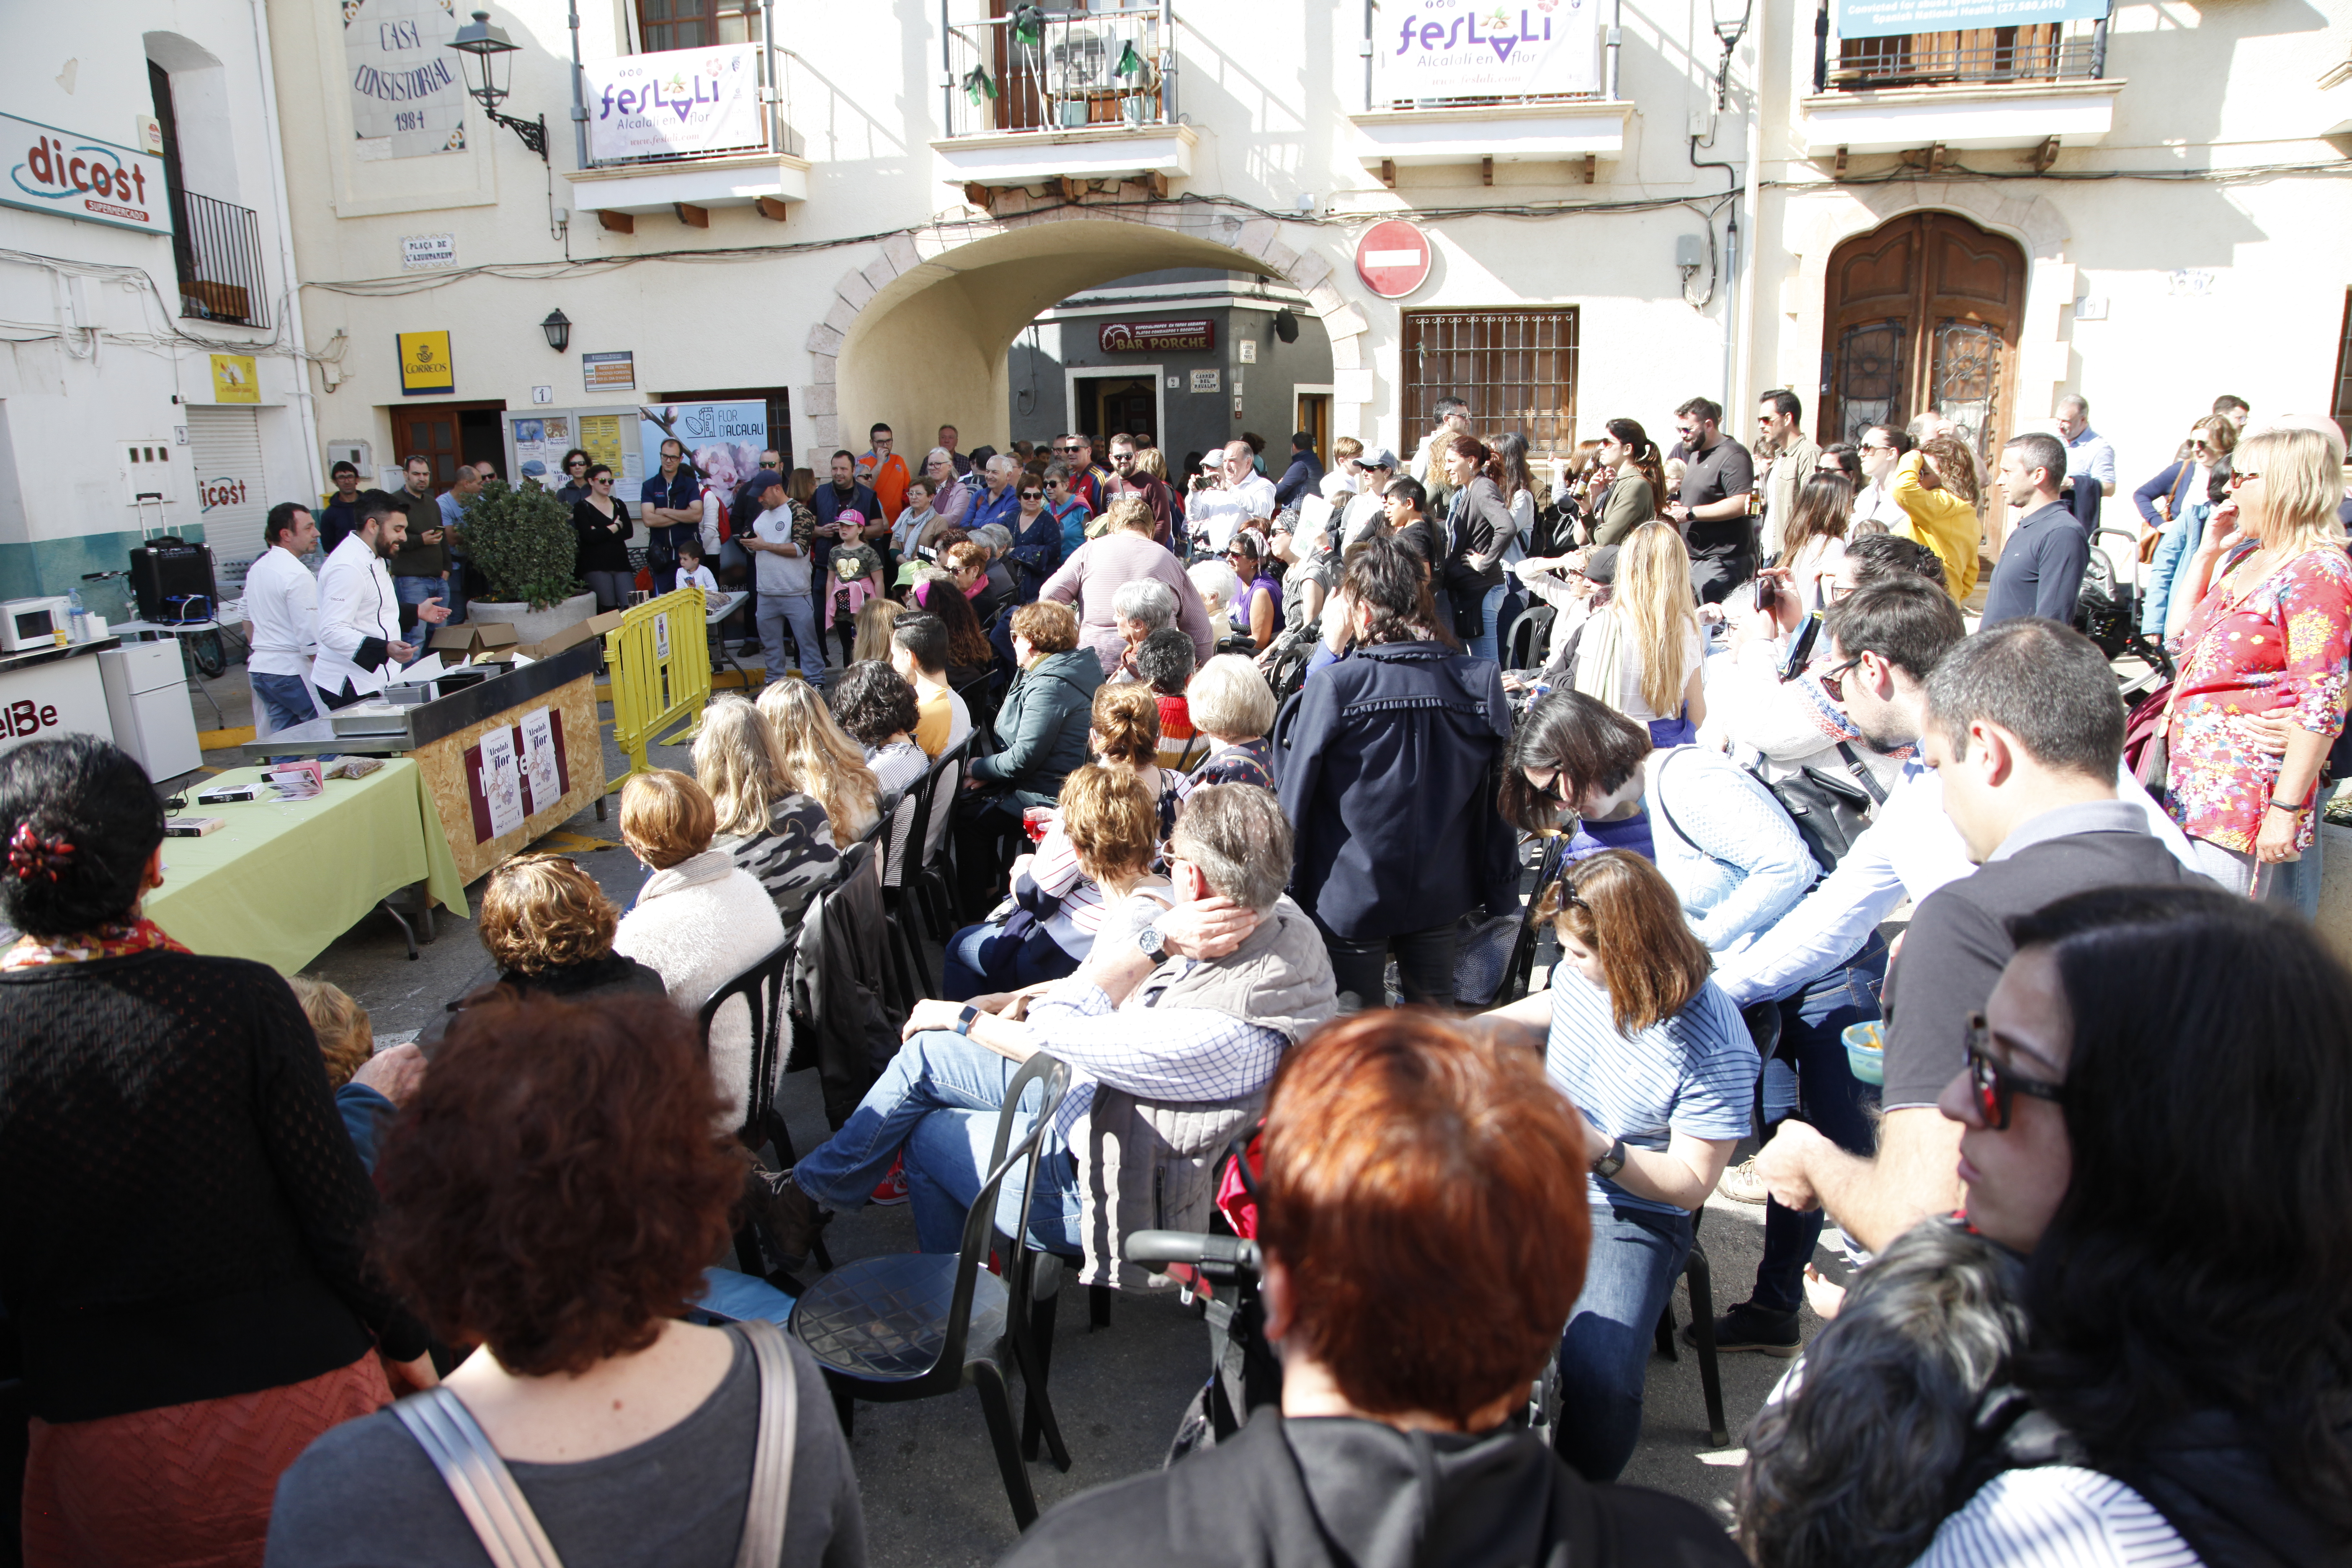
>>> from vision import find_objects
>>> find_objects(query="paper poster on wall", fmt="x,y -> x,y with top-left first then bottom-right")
343,0 -> 469,159
577,414 -> 628,478
639,401 -> 766,495
584,44 -> 767,164
1380,0 -> 1601,100
518,706 -> 562,813
475,727 -> 525,841
209,354 -> 259,403
1834,0 -> 2107,37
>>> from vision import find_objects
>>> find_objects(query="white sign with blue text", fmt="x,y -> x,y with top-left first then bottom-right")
1380,0 -> 1601,101
585,45 -> 766,164
1834,0 -> 2107,39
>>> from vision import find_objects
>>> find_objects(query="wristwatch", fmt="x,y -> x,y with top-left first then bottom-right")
1592,1138 -> 1628,1180
1135,926 -> 1168,965
952,1003 -> 980,1036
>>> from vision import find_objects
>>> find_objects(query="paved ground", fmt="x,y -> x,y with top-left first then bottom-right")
182,664 -> 1838,1565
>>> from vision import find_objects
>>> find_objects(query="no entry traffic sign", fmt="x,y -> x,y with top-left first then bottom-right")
1355,219 -> 1432,299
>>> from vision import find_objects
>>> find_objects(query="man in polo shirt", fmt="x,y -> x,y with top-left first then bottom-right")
639,437 -> 703,596
1664,396 -> 1758,604
318,462 -> 364,555
740,469 -> 823,688
384,456 -> 449,665
1980,432 -> 2091,626
1051,433 -> 1112,514
2055,392 -> 2115,533
858,423 -> 911,525
1754,619 -> 2207,1257
1755,389 -> 1822,562
435,462 -> 483,625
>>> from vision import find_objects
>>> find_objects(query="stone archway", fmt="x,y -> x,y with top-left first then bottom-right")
1784,181 -> 2076,426
801,201 -> 1367,460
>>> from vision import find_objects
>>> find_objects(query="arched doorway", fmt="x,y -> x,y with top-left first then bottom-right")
1818,211 -> 2026,463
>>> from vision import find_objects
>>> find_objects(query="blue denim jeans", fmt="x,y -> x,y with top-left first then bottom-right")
1464,581 -> 1509,662
1554,1202 -> 1693,1483
792,1029 -> 1081,1254
392,573 -> 446,665
249,671 -> 318,737
942,919 -> 1080,1001
1750,934 -> 1887,1315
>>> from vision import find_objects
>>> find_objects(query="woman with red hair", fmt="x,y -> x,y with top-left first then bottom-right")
1002,1011 -> 1743,1566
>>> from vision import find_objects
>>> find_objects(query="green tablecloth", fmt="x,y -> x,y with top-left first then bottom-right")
146,759 -> 470,975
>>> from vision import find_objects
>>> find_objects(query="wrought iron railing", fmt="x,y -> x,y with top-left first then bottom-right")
174,191 -> 271,330
1826,18 -> 2105,91
939,4 -> 1171,138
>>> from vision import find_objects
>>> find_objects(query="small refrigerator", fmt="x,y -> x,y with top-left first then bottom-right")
100,641 -> 203,781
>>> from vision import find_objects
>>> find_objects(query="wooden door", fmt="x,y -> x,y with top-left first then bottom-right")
390,407 -> 464,490
1819,212 -> 2025,466
1295,393 -> 1331,469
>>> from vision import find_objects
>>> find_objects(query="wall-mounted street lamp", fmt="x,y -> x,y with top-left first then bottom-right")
540,309 -> 571,352
449,9 -> 549,162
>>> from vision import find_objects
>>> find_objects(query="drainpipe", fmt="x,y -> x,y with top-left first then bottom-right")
570,0 -> 590,168
1732,23 -> 1764,410
942,0 -> 956,135
1365,0 -> 1377,111
248,0 -> 323,499
1607,0 -> 1623,100
1161,0 -> 1178,123
761,0 -> 779,150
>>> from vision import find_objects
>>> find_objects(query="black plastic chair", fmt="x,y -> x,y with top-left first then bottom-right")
789,1052 -> 1075,1528
1508,601 -> 1556,671
886,734 -> 972,993
1652,1214 -> 1728,1448
869,790 -> 933,1008
699,932 -> 831,1278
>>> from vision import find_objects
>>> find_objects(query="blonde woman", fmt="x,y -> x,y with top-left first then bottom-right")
1890,432 -> 1982,600
2161,421 -> 2352,913
755,677 -> 882,843
691,695 -> 838,928
851,595 -> 904,665
1573,521 -> 1707,747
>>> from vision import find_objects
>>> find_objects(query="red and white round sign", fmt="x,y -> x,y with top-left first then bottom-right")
1354,219 -> 1432,299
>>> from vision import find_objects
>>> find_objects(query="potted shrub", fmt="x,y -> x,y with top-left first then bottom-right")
460,478 -> 595,644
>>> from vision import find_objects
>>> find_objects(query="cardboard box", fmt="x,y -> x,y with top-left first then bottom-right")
429,621 -> 521,660
477,609 -> 624,664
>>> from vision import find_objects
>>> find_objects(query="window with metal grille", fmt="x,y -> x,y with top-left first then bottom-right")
1402,309 -> 1580,459
639,0 -> 761,52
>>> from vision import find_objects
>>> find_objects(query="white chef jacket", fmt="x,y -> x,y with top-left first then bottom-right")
312,533 -> 404,701
243,546 -> 319,678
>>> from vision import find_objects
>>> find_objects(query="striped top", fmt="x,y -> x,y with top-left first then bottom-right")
1916,1468 -> 2201,1568
1544,969 -> 1758,1216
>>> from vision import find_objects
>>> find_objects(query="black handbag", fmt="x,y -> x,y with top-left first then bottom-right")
1754,743 -> 1886,876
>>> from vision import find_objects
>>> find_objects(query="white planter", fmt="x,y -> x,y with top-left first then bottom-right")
466,592 -> 598,647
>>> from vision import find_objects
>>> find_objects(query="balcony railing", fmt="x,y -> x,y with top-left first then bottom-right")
174,191 -> 271,330
1823,18 -> 2105,91
940,4 -> 1171,139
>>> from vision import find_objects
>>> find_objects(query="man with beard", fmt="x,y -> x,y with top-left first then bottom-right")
312,492 -> 449,709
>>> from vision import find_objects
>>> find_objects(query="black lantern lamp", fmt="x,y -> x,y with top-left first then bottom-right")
449,9 -> 549,161
540,309 -> 571,352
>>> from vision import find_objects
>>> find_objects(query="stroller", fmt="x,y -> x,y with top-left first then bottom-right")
2073,525 -> 2173,700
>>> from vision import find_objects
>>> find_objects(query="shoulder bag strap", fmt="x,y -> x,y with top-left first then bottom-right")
733,1318 -> 801,1568
391,1388 -> 567,1568
1645,748 -> 1711,865
1832,741 -> 1889,807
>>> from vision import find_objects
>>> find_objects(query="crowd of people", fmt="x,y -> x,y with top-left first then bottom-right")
8,380 -> 2352,1568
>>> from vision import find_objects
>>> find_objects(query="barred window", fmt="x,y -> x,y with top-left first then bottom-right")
1402,309 -> 1580,459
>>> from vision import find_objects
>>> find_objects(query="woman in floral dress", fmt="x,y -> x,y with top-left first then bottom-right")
2162,422 -> 2352,914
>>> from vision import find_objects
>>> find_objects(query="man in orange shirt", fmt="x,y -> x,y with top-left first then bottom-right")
858,423 -> 912,524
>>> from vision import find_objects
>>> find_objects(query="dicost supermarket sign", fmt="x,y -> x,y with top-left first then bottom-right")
3,111 -> 172,237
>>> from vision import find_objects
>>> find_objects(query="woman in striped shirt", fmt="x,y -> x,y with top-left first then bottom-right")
1483,849 -> 1759,1483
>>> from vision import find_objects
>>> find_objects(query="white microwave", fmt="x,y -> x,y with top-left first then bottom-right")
0,597 -> 70,652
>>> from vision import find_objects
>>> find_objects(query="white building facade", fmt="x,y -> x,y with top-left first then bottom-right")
15,0 -> 2349,580
1,0 -> 322,606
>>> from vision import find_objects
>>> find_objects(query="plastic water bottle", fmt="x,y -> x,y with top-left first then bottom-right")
65,588 -> 85,642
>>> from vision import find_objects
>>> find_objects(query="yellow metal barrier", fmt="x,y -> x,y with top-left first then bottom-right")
606,586 -> 712,790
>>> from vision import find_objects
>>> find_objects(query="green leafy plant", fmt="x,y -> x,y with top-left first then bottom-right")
461,479 -> 580,609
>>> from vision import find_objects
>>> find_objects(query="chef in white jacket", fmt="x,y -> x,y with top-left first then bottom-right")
313,494 -> 447,709
245,502 -> 323,740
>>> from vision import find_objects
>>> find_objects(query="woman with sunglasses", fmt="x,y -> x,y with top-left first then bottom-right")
1478,849 -> 1758,1482
2132,412 -> 2237,545
2141,452 -> 2230,638
570,463 -> 636,612
554,447 -> 594,506
1225,530 -> 1283,652
1588,418 -> 1667,547
1749,883 -> 2352,1566
2158,422 -> 2352,910
1004,475 -> 1065,599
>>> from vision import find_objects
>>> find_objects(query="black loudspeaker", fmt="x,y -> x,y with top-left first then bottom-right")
129,537 -> 217,624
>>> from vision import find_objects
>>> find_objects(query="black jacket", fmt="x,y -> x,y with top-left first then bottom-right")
572,497 -> 634,575
1001,1408 -> 1747,1568
1274,640 -> 1518,939
790,838 -> 900,1128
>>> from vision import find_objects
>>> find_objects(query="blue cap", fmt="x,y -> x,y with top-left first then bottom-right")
521,459 -> 547,477
749,469 -> 784,496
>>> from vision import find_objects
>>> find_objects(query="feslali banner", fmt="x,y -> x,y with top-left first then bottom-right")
585,44 -> 766,163
1380,0 -> 1602,100
1834,0 -> 2108,39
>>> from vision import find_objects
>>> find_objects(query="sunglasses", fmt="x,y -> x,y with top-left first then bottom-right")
1816,652 -> 1865,702
594,476 -> 613,485
1019,490 -> 1044,499
1965,1014 -> 2067,1130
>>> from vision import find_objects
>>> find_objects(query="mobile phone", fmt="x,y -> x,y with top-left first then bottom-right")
1753,575 -> 1779,614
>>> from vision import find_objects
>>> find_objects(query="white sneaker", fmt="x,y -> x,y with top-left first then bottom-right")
1718,1157 -> 1769,1204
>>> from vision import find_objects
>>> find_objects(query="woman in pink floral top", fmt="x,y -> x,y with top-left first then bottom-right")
2163,424 -> 2352,907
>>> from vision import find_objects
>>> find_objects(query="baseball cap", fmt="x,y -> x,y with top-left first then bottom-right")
748,469 -> 784,495
520,459 -> 547,477
1198,453 -> 1223,472
1351,448 -> 1399,472
835,508 -> 866,531
1578,546 -> 1620,585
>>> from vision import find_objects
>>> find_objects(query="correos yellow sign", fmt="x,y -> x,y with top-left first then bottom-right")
398,330 -> 454,396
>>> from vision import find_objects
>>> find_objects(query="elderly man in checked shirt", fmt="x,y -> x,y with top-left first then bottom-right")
759,784 -> 1336,1266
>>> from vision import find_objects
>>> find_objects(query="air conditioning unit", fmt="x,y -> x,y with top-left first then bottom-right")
121,438 -> 179,506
